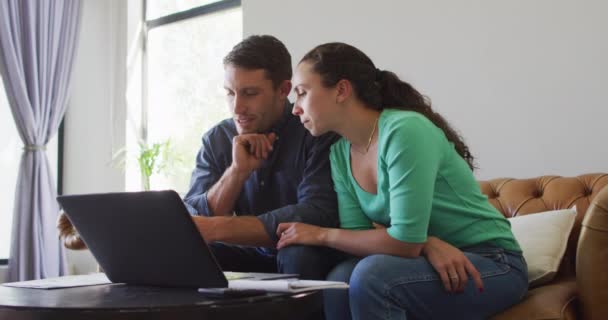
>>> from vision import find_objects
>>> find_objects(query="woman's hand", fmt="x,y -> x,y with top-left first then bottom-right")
276,222 -> 328,249
423,237 -> 484,293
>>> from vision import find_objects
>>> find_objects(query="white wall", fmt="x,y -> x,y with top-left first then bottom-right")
62,0 -> 607,273
244,0 -> 608,179
63,0 -> 130,274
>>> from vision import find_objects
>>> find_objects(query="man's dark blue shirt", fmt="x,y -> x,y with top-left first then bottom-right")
184,103 -> 339,243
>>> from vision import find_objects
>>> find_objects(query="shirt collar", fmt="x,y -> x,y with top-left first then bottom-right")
267,101 -> 293,136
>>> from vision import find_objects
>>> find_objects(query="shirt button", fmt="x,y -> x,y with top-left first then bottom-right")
260,181 -> 265,187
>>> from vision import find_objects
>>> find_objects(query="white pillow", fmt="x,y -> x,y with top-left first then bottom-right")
508,207 -> 577,287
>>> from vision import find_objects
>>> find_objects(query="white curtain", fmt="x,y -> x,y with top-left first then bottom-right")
0,0 -> 82,281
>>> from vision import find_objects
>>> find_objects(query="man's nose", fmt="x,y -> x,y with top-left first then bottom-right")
233,95 -> 246,114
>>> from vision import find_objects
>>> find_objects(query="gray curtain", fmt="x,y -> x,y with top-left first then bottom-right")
0,0 -> 82,281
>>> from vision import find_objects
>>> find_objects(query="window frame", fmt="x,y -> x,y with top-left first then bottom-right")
140,0 -> 241,143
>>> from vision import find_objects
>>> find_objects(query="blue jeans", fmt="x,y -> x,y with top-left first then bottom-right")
324,245 -> 528,320
209,242 -> 345,280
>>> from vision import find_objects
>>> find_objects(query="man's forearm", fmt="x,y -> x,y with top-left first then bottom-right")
194,216 -> 273,247
206,165 -> 250,216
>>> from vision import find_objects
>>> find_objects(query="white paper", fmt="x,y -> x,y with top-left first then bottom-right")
226,279 -> 349,293
1,273 -> 112,289
223,271 -> 299,280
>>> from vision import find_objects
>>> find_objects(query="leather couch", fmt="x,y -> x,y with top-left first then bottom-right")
58,173 -> 608,319
481,174 -> 608,320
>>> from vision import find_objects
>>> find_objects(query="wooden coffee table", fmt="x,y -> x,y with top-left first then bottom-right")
0,283 -> 323,320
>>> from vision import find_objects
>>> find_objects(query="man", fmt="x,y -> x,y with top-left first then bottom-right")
183,35 -> 340,280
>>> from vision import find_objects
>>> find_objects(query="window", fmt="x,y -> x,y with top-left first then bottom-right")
0,77 -> 59,264
126,0 -> 242,193
145,0 -> 226,20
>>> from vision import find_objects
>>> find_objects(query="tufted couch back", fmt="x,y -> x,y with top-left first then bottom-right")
478,173 -> 608,277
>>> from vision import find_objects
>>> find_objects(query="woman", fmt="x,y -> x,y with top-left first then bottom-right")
276,43 -> 528,320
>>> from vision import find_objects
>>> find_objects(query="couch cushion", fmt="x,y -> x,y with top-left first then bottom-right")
491,278 -> 577,320
479,174 -> 608,276
509,208 -> 576,286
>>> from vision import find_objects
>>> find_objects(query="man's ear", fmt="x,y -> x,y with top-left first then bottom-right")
278,80 -> 292,99
335,79 -> 352,104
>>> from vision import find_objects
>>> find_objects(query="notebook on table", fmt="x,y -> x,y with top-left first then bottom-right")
55,190 -> 296,288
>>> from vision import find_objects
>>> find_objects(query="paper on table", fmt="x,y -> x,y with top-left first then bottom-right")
226,279 -> 349,293
223,271 -> 299,280
1,273 -> 113,289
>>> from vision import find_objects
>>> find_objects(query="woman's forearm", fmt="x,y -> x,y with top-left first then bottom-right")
322,228 -> 424,258
421,236 -> 441,255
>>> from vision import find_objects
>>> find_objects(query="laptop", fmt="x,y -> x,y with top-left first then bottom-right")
57,190 -> 296,288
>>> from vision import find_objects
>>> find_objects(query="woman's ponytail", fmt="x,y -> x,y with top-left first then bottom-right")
301,43 -> 476,170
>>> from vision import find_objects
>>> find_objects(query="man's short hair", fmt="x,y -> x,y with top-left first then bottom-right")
223,35 -> 292,88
